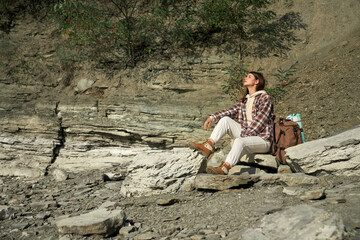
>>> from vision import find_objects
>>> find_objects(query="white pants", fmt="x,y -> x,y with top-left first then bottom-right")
210,117 -> 271,167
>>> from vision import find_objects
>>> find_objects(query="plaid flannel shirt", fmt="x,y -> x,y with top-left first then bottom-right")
210,92 -> 275,142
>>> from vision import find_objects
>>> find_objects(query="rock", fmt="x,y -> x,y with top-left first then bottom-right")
286,125 -> 360,176
239,154 -> 278,170
75,171 -> 104,185
58,236 -> 72,240
52,169 -> 68,181
300,188 -> 326,201
35,212 -> 51,220
253,173 -> 326,187
12,222 -> 30,230
56,208 -> 125,236
76,78 -> 95,92
135,231 -> 157,240
277,165 -> 292,174
156,198 -> 179,206
229,165 -> 267,175
207,150 -> 228,167
207,234 -> 222,240
239,205 -> 347,240
215,230 -> 227,238
194,174 -> 254,191
30,201 -> 58,210
0,205 -> 15,220
0,167 -> 43,178
104,171 -> 126,181
282,187 -> 305,196
190,234 -> 205,240
159,227 -> 179,236
74,188 -> 92,196
0,111 -> 60,178
120,148 -> 207,197
118,225 -> 136,236
199,229 -> 215,235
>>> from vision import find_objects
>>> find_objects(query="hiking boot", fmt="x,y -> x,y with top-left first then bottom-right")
206,161 -> 230,175
189,140 -> 215,158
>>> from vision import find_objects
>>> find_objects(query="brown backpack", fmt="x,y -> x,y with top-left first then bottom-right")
272,118 -> 302,164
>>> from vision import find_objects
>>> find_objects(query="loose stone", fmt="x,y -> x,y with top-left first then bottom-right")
156,198 -> 179,206
56,208 -> 125,236
300,188 -> 326,201
0,205 -> 16,220
29,201 -> 58,210
52,169 -> 69,182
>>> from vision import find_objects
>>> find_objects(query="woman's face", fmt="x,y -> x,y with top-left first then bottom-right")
243,73 -> 259,87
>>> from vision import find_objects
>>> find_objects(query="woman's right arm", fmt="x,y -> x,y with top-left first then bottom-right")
208,102 -> 242,124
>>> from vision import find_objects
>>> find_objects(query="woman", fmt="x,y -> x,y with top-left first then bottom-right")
189,72 -> 275,175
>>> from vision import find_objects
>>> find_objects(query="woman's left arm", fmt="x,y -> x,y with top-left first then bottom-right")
242,94 -> 273,137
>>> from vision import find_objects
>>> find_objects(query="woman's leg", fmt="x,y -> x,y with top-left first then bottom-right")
189,117 -> 242,158
225,136 -> 271,167
209,116 -> 242,144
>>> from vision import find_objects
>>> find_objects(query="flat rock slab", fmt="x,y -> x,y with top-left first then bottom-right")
286,125 -> 360,176
194,174 -> 254,191
253,173 -> 327,187
120,148 -> 207,197
56,208 -> 125,236
194,173 -> 325,191
238,205 -> 346,240
283,187 -> 326,201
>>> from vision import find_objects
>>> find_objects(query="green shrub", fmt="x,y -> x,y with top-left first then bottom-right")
52,0 -> 155,67
50,0 -> 304,70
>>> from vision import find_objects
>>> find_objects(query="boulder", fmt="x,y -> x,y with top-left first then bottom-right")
120,148 -> 207,197
56,208 -> 125,236
286,125 -> 360,176
238,205 -> 347,240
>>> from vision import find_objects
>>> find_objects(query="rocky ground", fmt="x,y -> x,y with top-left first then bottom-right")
1,169 -> 360,240
1,1 -> 360,239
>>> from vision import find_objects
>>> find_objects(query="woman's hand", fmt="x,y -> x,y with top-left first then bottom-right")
203,117 -> 213,131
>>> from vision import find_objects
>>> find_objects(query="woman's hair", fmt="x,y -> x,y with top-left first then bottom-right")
241,71 -> 266,102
